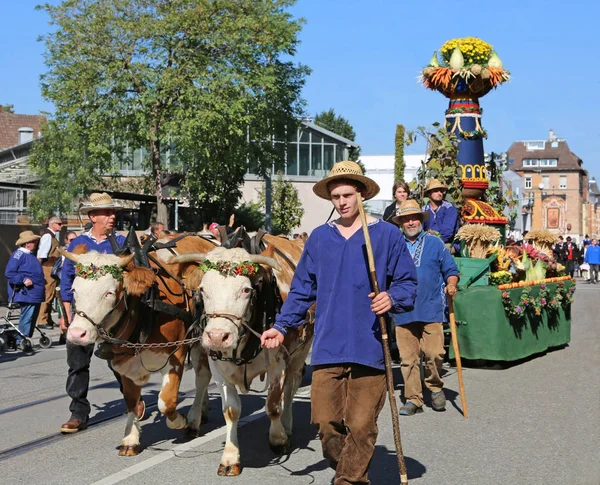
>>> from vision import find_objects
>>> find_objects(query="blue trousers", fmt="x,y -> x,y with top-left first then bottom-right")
17,303 -> 40,344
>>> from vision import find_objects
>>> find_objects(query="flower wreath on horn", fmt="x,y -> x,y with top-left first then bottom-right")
75,263 -> 124,281
199,260 -> 260,277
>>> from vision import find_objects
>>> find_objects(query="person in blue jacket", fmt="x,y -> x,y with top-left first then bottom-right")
5,231 -> 45,346
393,200 -> 459,416
422,178 -> 460,247
584,238 -> 600,284
261,161 -> 418,485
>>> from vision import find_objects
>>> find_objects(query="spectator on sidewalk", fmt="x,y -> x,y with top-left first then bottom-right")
36,217 -> 63,329
5,231 -> 45,347
584,239 -> 600,284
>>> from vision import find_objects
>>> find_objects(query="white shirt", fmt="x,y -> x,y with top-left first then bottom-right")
37,229 -> 59,259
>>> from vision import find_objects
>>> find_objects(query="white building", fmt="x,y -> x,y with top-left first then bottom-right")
359,154 -> 425,216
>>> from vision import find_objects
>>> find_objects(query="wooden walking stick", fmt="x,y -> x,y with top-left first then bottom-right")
356,195 -> 409,485
447,296 -> 468,418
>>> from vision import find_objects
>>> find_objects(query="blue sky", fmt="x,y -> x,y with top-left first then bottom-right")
1,0 -> 598,178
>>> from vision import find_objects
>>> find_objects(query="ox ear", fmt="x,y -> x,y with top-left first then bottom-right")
124,267 -> 155,297
185,267 -> 205,292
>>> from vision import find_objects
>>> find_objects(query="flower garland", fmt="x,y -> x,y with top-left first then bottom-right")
199,260 -> 260,277
460,128 -> 487,140
75,263 -> 124,281
501,281 -> 575,318
446,107 -> 482,115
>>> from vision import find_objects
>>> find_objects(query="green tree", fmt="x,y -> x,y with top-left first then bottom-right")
30,0 -> 309,223
314,108 -> 361,162
394,124 -> 405,182
1,104 -> 15,113
406,122 -> 463,211
235,201 -> 265,232
258,173 -> 303,235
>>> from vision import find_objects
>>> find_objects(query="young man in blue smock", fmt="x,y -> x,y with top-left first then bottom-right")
392,199 -> 459,416
261,161 -> 418,485
5,231 -> 45,347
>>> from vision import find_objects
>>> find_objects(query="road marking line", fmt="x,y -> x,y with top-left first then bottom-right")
90,409 -> 267,485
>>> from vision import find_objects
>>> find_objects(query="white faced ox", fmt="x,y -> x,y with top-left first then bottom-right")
168,246 -> 314,476
61,248 -> 210,457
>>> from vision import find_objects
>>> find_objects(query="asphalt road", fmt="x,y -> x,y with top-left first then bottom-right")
0,281 -> 598,485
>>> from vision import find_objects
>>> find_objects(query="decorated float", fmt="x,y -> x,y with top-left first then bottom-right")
420,38 -> 575,362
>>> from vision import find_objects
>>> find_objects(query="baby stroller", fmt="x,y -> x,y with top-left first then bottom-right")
0,285 -> 52,353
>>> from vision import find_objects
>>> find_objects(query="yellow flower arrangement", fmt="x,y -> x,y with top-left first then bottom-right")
440,37 -> 493,66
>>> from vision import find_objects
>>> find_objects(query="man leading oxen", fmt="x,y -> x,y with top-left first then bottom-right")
167,243 -> 313,476
61,195 -> 213,454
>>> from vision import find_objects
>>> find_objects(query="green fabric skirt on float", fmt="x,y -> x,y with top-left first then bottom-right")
449,281 -> 573,362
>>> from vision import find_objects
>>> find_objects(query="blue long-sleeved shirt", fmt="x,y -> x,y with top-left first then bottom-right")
273,219 -> 418,370
394,232 -> 459,325
422,200 -> 460,244
5,248 -> 45,304
60,232 -> 126,303
584,245 -> 600,265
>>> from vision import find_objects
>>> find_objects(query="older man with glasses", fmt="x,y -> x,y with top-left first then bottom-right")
37,216 -> 64,329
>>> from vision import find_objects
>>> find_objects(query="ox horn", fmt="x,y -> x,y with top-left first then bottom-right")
58,247 -> 80,264
246,255 -> 282,272
166,253 -> 207,265
118,253 -> 135,268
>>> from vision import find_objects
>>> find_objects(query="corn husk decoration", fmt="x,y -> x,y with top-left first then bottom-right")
456,224 -> 501,259
488,51 -> 503,69
526,229 -> 559,257
449,47 -> 464,70
428,52 -> 440,68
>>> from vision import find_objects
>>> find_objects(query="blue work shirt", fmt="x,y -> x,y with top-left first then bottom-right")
422,200 -> 460,244
60,231 -> 126,303
273,219 -> 418,370
394,231 -> 459,325
5,248 -> 45,304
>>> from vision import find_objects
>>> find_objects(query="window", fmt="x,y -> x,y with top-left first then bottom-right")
540,159 -> 558,167
286,144 -> 298,176
323,145 -> 334,171
542,176 -> 550,188
299,144 -> 309,175
523,159 -> 539,167
560,176 -> 567,189
525,141 -> 545,150
525,177 -> 532,189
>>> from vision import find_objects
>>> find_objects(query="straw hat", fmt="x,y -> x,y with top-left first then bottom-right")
16,230 -> 41,246
392,199 -> 430,225
80,192 -> 123,215
312,161 -> 380,201
424,178 -> 448,195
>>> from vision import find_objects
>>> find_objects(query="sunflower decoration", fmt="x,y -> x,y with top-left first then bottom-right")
421,37 -> 510,97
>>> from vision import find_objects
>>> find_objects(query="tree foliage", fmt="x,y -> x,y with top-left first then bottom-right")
406,122 -> 463,210
314,108 -> 361,162
30,0 -> 309,223
1,104 -> 15,113
234,201 -> 265,232
486,154 -> 518,229
394,124 -> 405,182
257,173 -> 303,235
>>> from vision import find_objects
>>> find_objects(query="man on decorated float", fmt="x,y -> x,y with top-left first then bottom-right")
392,199 -> 459,416
59,193 -> 145,433
261,161 -> 417,484
422,178 -> 460,247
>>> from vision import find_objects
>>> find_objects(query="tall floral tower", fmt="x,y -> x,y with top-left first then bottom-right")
421,37 -> 510,224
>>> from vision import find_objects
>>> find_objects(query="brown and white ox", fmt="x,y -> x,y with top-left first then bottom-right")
168,243 -> 314,476
61,235 -> 215,455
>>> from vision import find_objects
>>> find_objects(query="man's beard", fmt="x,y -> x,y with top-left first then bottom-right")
404,224 -> 423,239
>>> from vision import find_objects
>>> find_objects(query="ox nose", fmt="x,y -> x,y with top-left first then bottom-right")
207,330 -> 231,345
68,327 -> 88,341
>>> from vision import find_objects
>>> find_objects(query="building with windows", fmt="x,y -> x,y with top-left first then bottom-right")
241,120 -> 359,234
507,131 -> 589,240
